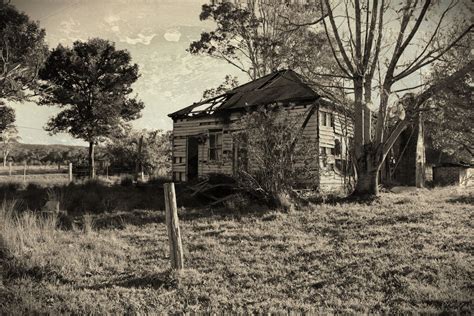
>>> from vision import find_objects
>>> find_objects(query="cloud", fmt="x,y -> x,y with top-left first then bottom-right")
104,14 -> 121,24
59,18 -> 82,41
163,29 -> 181,42
120,33 -> 157,45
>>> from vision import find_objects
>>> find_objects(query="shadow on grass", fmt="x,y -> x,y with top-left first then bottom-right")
92,205 -> 274,230
1,257 -> 72,285
84,270 -> 177,290
0,179 -> 317,227
306,193 -> 381,206
0,180 -> 204,216
448,195 -> 474,205
93,210 -> 166,229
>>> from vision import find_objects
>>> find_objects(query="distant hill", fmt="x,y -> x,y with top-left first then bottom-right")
15,143 -> 87,151
4,142 -> 91,166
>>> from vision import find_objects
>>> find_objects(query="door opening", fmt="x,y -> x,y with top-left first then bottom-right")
187,137 -> 199,180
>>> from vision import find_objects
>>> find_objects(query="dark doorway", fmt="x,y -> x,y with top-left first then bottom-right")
187,137 -> 199,180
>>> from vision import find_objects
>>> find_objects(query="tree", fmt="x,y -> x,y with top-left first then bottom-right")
0,2 -> 47,136
105,127 -> 172,178
189,0 -> 329,80
0,105 -> 17,166
424,34 -> 473,163
39,38 -> 144,178
202,75 -> 239,99
0,125 -> 19,167
0,105 -> 15,134
311,0 -> 473,195
0,2 -> 48,102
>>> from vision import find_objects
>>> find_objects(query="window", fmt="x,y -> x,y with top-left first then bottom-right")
209,130 -> 223,161
320,146 -> 335,169
326,113 -> 333,127
320,146 -> 334,156
319,111 -> 333,127
334,139 -> 342,156
320,111 -> 326,126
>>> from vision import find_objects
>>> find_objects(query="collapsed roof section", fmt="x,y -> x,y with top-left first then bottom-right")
168,69 -> 321,119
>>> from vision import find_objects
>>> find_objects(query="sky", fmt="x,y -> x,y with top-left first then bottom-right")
8,0 -> 471,145
10,0 -> 246,145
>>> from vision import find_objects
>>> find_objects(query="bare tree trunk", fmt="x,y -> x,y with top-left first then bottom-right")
2,152 -> 6,167
88,141 -> 95,179
415,113 -> 425,188
355,168 -> 379,196
136,135 -> 143,181
353,76 -> 365,152
353,75 -> 382,196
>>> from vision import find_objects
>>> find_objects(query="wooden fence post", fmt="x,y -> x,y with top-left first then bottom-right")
68,163 -> 73,182
8,162 -> 12,177
164,182 -> 184,270
23,162 -> 27,182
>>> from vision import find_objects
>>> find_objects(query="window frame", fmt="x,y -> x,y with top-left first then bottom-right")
319,111 -> 333,127
208,129 -> 223,162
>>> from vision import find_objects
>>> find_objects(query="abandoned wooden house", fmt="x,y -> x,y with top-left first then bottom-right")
168,69 -> 353,191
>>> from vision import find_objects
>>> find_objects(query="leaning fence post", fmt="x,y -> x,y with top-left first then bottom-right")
164,182 -> 184,270
68,163 -> 73,182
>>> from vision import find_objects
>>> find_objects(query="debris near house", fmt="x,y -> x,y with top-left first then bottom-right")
185,174 -> 238,207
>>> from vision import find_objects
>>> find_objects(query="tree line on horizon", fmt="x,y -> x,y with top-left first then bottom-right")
0,130 -> 171,178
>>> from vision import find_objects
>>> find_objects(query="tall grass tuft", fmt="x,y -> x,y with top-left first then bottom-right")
0,200 -> 58,261
82,213 -> 94,235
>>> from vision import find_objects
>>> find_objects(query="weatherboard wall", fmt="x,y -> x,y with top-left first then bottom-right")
171,102 -> 353,191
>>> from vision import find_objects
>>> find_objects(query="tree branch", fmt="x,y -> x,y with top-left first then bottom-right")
322,0 -> 355,74
393,23 -> 473,81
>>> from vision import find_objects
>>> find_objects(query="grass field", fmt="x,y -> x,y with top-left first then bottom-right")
0,186 -> 472,313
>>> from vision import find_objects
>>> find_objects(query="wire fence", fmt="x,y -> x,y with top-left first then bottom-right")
0,163 -> 170,185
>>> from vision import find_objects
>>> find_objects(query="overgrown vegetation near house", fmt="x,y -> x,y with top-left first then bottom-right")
0,186 -> 472,313
0,179 -> 186,215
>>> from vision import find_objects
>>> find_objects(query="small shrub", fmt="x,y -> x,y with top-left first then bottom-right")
233,105 -> 318,206
2,182 -> 23,193
82,214 -> 94,235
223,194 -> 251,212
120,175 -> 134,187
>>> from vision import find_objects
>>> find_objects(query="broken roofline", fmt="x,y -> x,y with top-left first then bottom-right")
168,95 -> 348,121
167,93 -> 231,119
168,69 -> 349,119
168,94 -> 321,119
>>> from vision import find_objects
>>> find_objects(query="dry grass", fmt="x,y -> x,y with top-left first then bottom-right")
0,175 -> 70,186
0,186 -> 472,313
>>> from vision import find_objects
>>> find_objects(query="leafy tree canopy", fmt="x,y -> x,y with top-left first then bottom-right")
0,105 -> 15,133
202,75 -> 239,99
425,33 -> 473,163
0,3 -> 48,101
39,38 -> 144,177
105,127 -> 172,177
39,38 -> 144,143
189,0 -> 330,81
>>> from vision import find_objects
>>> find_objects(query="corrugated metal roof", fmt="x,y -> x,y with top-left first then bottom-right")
168,69 -> 320,118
